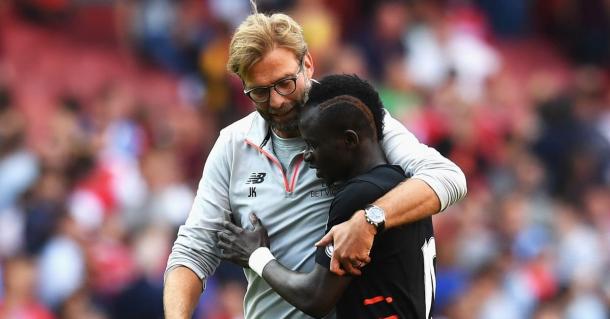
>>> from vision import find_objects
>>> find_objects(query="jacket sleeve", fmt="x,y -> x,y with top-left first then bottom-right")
165,129 -> 233,289
381,110 -> 467,211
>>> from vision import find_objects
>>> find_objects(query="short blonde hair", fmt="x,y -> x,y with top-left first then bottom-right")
227,13 -> 308,79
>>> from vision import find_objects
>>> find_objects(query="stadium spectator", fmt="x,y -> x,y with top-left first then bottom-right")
0,255 -> 54,319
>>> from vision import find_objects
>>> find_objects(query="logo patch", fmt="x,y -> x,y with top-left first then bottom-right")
246,172 -> 266,184
309,187 -> 336,198
325,243 -> 334,258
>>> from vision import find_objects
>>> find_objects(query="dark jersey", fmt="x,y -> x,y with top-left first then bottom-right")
315,165 -> 436,319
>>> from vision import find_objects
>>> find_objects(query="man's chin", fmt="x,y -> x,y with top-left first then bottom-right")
316,171 -> 335,185
271,120 -> 299,136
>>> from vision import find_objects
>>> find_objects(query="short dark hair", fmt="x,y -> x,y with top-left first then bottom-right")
305,74 -> 384,140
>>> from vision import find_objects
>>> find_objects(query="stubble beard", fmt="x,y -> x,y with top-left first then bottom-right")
268,96 -> 305,137
265,80 -> 311,137
270,112 -> 299,135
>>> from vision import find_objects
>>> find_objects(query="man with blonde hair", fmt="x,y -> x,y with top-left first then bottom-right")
164,5 -> 466,319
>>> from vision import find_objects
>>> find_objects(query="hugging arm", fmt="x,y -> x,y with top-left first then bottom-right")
318,111 -> 467,275
218,214 -> 351,318
379,111 -> 467,217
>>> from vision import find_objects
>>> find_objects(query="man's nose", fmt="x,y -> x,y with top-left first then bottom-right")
268,89 -> 286,110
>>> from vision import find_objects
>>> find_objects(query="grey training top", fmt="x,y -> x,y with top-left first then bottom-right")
166,110 -> 467,318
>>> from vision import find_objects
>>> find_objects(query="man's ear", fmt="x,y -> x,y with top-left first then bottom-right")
303,51 -> 314,79
344,130 -> 359,149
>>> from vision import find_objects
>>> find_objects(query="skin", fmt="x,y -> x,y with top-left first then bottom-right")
165,46 -> 444,319
219,213 -> 348,318
300,106 -> 385,187
218,108 -> 387,317
301,121 -> 351,183
243,47 -> 314,138
243,48 -> 441,276
315,178 -> 441,275
164,267 -> 203,319
164,47 -> 315,319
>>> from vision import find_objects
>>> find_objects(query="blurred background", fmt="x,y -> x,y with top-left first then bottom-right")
0,0 -> 609,318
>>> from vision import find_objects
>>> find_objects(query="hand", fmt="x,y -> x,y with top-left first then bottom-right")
315,210 -> 375,276
218,213 -> 270,268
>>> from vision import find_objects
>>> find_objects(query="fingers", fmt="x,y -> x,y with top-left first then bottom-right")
250,213 -> 264,232
217,230 -> 232,241
250,212 -> 259,225
341,257 -> 363,276
222,220 -> 244,233
329,255 -> 346,276
217,232 -> 234,256
329,252 -> 370,276
217,240 -> 233,259
345,253 -> 370,274
315,229 -> 334,247
217,239 -> 231,251
352,254 -> 371,265
217,231 -> 237,249
217,234 -> 243,263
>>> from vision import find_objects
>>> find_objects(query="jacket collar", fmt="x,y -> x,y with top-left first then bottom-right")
245,112 -> 273,149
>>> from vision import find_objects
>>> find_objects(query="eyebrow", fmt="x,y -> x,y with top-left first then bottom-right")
244,60 -> 303,89
247,73 -> 297,90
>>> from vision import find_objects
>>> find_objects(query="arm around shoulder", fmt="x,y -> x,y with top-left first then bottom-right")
381,110 -> 467,212
318,113 -> 467,276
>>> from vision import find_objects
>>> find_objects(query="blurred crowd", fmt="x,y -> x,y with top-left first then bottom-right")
1,0 -> 609,318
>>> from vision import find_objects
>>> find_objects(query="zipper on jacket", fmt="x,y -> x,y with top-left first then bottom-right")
245,140 -> 303,193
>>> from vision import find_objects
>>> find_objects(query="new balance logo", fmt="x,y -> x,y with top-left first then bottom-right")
246,172 -> 266,184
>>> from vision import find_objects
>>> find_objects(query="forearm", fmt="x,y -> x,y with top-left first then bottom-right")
374,178 -> 441,229
262,262 -> 347,318
382,110 -> 467,211
164,266 -> 204,319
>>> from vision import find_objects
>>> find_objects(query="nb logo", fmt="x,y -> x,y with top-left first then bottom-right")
246,172 -> 266,184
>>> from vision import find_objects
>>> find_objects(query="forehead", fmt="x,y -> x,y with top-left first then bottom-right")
299,107 -> 331,137
244,47 -> 300,87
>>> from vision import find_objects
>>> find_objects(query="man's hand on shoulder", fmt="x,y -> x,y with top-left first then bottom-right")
315,211 -> 375,276
218,213 -> 270,268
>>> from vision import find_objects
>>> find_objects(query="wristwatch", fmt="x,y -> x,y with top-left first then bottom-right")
364,204 -> 385,233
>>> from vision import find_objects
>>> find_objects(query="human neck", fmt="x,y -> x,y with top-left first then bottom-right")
346,142 -> 387,180
272,127 -> 300,139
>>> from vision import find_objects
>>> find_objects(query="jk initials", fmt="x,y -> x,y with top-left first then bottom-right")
248,187 -> 257,197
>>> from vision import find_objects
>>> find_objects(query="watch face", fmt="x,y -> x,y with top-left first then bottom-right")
366,206 -> 385,223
